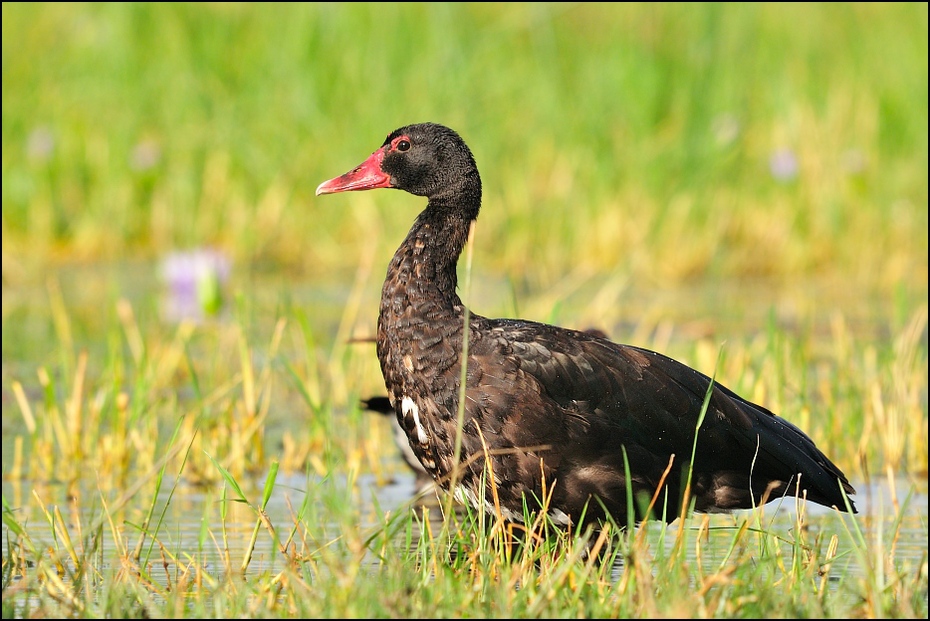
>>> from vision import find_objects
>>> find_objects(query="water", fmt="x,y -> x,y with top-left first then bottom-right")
3,459 -> 926,584
1,259 -> 927,605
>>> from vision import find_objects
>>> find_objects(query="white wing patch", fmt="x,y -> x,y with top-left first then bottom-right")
402,396 -> 429,444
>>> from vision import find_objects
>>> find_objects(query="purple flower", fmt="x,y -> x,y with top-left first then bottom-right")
160,248 -> 231,322
26,127 -> 55,162
130,139 -> 162,171
769,148 -> 799,181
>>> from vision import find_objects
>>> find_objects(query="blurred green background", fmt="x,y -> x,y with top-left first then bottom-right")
1,9 -> 927,616
3,2 -> 926,288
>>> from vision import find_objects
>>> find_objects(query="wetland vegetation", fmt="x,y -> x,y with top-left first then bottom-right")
2,3 -> 927,618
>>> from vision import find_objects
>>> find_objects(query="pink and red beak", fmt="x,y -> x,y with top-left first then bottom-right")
315,148 -> 392,196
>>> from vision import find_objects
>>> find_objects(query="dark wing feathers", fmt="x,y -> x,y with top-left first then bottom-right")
480,318 -> 856,514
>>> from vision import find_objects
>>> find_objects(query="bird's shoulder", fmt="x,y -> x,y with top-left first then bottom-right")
470,317 -> 762,432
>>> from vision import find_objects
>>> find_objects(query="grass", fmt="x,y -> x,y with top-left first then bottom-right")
2,4 -> 926,282
2,246 -> 926,617
2,2 -> 928,618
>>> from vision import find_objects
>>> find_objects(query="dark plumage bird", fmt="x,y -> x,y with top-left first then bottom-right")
361,327 -> 611,486
317,122 -> 857,530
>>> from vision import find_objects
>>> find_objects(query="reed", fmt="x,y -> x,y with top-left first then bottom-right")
2,3 -> 926,618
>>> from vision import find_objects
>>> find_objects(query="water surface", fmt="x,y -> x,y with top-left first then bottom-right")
2,260 -> 927,590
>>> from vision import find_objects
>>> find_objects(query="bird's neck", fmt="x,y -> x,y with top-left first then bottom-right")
381,201 -> 475,312
375,200 -> 475,410
376,181 -> 482,400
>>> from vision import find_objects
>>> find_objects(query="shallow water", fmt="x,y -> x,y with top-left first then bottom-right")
3,460 -> 926,585
2,259 -> 927,605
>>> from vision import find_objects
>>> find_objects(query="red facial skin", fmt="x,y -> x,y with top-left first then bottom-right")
315,143 -> 396,195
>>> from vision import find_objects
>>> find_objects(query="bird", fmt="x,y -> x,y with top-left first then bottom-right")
360,327 -> 611,488
316,122 -> 857,531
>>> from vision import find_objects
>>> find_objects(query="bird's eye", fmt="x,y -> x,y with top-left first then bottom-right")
396,139 -> 411,152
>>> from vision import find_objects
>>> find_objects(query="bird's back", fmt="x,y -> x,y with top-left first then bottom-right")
404,316 -> 857,526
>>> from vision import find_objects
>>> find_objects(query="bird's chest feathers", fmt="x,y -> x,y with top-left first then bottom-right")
380,334 -> 461,458
378,251 -> 465,395
377,301 -> 468,478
